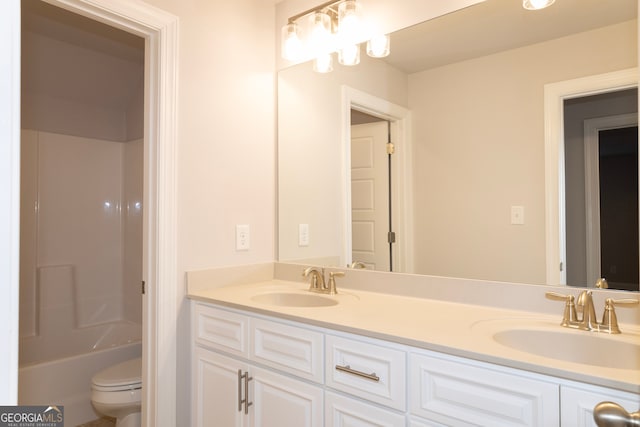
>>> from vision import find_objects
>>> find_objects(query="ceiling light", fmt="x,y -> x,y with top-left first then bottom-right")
523,0 -> 556,10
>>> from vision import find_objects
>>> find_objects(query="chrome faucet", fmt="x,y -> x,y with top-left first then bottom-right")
302,267 -> 344,295
546,290 -> 638,334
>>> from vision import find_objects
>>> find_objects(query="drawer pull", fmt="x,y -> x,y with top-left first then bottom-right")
335,364 -> 380,382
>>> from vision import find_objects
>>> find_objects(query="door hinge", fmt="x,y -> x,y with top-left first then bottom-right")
386,142 -> 395,155
559,262 -> 564,272
388,231 -> 396,244
141,280 -> 146,295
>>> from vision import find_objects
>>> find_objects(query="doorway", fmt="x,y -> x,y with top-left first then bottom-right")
350,114 -> 393,271
12,0 -> 178,425
564,89 -> 639,290
342,86 -> 412,273
20,2 -> 144,424
543,68 -> 638,287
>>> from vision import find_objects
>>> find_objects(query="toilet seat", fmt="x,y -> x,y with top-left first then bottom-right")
92,358 -> 142,392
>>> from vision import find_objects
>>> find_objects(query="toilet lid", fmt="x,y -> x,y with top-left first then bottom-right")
92,357 -> 142,389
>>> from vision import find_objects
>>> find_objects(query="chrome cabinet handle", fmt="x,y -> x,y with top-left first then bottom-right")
335,364 -> 380,382
594,401 -> 640,426
237,370 -> 253,414
237,370 -> 243,412
243,371 -> 253,415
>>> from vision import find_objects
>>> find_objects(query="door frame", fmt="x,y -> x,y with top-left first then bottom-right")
544,67 -> 638,286
583,113 -> 638,285
341,86 -> 413,273
21,0 -> 178,425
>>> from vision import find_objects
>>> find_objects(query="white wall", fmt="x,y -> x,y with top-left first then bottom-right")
409,20 -> 637,284
140,0 -> 276,423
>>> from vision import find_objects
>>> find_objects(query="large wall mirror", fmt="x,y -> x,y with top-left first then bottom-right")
278,0 -> 638,290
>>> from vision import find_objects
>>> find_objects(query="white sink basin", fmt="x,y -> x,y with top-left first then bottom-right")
472,318 -> 640,370
493,328 -> 640,370
251,292 -> 339,307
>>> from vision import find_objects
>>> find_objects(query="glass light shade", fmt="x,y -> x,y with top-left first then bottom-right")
281,23 -> 302,61
309,12 -> 333,56
313,52 -> 333,73
338,0 -> 362,45
339,44 -> 360,66
522,0 -> 555,10
366,34 -> 390,58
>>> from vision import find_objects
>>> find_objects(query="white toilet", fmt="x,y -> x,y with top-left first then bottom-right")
91,357 -> 142,427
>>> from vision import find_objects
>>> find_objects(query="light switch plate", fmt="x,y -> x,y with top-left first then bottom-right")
299,223 -> 309,246
511,206 -> 525,225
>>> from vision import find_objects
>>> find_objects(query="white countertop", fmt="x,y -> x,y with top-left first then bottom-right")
188,278 -> 640,395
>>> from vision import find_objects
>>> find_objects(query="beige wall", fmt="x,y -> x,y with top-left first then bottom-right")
410,20 -> 637,284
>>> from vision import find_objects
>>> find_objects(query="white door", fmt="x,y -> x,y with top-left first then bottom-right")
351,122 -> 390,270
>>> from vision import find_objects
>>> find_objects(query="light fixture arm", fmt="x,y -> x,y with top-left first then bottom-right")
287,0 -> 342,24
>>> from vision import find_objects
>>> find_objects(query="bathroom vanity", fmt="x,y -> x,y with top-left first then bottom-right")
187,263 -> 640,427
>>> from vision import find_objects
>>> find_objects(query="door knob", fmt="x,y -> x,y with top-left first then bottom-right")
593,401 -> 640,426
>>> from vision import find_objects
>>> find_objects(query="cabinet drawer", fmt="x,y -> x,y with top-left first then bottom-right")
250,318 -> 324,383
193,303 -> 248,357
410,352 -> 559,427
326,334 -> 406,411
325,391 -> 405,427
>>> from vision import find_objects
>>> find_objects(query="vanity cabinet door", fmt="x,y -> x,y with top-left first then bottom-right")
325,391 -> 405,427
250,366 -> 323,427
561,383 -> 640,427
410,351 -> 559,427
192,346 -> 248,427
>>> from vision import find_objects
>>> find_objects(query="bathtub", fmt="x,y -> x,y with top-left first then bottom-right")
19,321 -> 142,426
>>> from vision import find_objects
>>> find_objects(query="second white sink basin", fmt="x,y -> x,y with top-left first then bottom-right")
251,292 -> 338,307
493,328 -> 640,370
472,318 -> 640,370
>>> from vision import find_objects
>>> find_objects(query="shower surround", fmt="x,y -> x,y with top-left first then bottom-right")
19,129 -> 142,424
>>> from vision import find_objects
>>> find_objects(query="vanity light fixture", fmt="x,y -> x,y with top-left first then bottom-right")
281,0 -> 390,72
522,0 -> 556,10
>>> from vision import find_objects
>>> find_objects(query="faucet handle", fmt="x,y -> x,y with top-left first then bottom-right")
545,292 -> 578,326
327,271 -> 345,295
600,298 -> 639,334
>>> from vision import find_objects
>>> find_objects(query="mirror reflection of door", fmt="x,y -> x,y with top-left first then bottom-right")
597,126 -> 638,291
350,111 -> 393,271
564,88 -> 639,291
